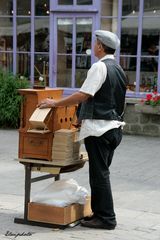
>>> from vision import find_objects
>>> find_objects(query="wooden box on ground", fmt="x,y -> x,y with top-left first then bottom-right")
28,197 -> 91,225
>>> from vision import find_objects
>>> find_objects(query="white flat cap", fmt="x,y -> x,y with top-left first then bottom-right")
95,30 -> 120,50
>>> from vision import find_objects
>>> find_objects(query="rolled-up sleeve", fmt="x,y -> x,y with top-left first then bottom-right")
79,61 -> 107,96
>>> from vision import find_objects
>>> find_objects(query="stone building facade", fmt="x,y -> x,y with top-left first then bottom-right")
124,98 -> 160,136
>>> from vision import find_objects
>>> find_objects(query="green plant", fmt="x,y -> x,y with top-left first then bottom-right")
0,69 -> 29,128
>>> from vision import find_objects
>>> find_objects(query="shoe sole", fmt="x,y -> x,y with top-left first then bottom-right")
81,222 -> 116,230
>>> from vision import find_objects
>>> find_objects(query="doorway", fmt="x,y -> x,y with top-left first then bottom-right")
52,13 -> 97,90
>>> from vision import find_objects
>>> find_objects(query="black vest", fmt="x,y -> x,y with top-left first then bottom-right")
78,58 -> 127,121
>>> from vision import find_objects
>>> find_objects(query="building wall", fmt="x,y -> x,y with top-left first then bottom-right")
123,98 -> 160,136
0,0 -> 160,96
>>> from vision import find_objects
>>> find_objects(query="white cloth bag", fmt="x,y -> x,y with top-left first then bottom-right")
32,178 -> 88,207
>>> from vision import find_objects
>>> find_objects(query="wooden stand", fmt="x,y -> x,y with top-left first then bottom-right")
15,88 -> 89,228
14,157 -> 88,229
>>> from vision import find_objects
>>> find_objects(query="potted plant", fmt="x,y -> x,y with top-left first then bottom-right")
135,92 -> 160,115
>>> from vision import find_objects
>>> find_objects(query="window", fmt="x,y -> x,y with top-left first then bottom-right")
17,53 -> 30,77
35,17 -> 49,52
77,0 -> 93,5
58,0 -> 93,6
144,0 -> 160,13
58,0 -> 73,5
0,0 -> 50,85
34,54 -> 49,85
75,18 -> 92,87
122,0 -> 139,16
101,18 -> 118,33
0,0 -> 13,15
101,0 -> 160,95
55,15 -> 94,89
17,0 -> 31,16
0,17 -> 13,71
35,0 -> 50,16
101,0 -> 118,17
140,16 -> 159,92
1,0 -> 159,95
120,17 -> 138,92
57,18 -> 73,87
0,0 -> 13,71
17,18 -> 31,52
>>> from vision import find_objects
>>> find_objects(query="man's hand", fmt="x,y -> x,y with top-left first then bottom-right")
37,98 -> 57,109
37,92 -> 90,109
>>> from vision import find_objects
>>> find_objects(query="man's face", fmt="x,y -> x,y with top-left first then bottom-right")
94,39 -> 101,57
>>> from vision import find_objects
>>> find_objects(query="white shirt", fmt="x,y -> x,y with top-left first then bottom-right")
79,55 -> 125,141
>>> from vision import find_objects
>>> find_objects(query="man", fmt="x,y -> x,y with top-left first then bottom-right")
38,30 -> 127,230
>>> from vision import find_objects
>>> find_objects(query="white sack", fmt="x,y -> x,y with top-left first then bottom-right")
32,178 -> 88,207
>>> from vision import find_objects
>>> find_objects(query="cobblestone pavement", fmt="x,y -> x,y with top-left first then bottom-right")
0,129 -> 160,240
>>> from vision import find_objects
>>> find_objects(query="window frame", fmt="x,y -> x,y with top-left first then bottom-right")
116,0 -> 160,96
51,0 -> 97,12
50,12 -> 98,92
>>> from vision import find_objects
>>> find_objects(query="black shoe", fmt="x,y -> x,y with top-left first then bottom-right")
81,217 -> 116,230
83,214 -> 95,221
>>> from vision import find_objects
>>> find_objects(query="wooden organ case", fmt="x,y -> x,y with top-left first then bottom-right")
18,88 -> 77,161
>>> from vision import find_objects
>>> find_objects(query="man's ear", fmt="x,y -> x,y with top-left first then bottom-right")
98,43 -> 102,51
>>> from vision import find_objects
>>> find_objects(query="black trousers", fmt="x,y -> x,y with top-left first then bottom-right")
84,127 -> 122,226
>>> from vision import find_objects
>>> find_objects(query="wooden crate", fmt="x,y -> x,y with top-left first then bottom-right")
19,132 -> 53,160
19,88 -> 64,132
51,106 -> 77,132
27,106 -> 77,133
28,197 -> 91,225
18,92 -> 78,161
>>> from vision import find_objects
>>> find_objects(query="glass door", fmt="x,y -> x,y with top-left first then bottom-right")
53,13 -> 97,89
